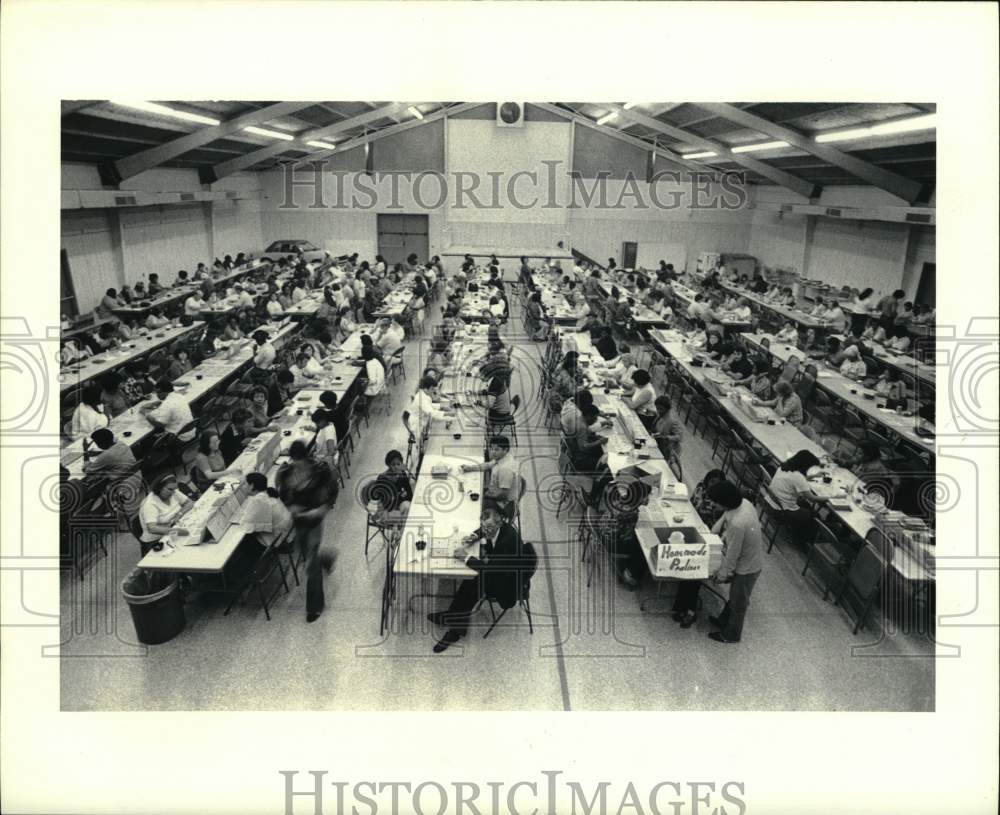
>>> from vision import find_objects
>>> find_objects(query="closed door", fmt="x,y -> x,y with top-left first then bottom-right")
377,214 -> 429,267
621,241 -> 638,269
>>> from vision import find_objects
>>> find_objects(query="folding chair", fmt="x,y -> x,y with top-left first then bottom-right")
477,540 -> 537,638
833,542 -> 885,634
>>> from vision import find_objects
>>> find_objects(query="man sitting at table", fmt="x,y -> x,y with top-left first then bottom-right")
428,505 -> 533,653
593,326 -> 618,361
183,289 -> 206,317
141,378 -> 196,443
373,316 -> 405,357
402,375 -> 454,442
461,435 -> 519,519
83,427 -> 137,479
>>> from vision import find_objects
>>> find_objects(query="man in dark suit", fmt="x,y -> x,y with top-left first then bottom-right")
428,506 -> 534,653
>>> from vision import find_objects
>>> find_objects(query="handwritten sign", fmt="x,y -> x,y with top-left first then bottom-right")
654,542 -> 709,579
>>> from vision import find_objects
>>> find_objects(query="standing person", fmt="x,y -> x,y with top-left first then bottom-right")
704,480 -> 765,644
275,440 -> 338,623
876,289 -> 905,333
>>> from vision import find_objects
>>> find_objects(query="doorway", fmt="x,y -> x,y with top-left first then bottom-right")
621,241 -> 638,270
377,214 -> 429,267
915,262 -> 935,307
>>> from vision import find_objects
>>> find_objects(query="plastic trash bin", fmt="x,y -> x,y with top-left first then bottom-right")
121,569 -> 186,645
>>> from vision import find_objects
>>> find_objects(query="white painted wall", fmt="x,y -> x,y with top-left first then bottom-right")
61,165 -> 264,311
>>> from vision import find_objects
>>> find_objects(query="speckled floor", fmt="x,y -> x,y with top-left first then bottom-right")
60,301 -> 935,711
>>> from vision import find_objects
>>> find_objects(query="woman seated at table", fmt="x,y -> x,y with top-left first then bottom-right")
838,345 -> 868,379
746,357 -> 775,400
775,320 -> 798,343
809,298 -> 828,319
524,291 -> 549,341
599,348 -> 638,390
768,450 -> 827,542
99,373 -> 130,418
278,283 -> 294,311
628,369 -> 658,421
730,297 -> 752,322
753,379 -> 805,427
548,351 -> 583,412
875,368 -> 908,410
246,386 -> 273,431
69,384 -> 110,438
237,472 -> 293,550
116,317 -> 137,342
597,478 -> 654,590
703,332 -> 726,361
837,441 -> 900,493
166,346 -> 193,380
121,361 -> 155,404
59,338 -> 92,365
137,474 -> 194,556
723,347 -> 755,384
222,316 -> 245,343
823,301 -> 848,333
288,351 -> 318,388
887,325 -> 912,353
797,328 -> 821,354
781,288 -> 797,308
145,307 -> 170,329
190,430 -> 241,493
651,396 -> 683,465
265,292 -> 285,320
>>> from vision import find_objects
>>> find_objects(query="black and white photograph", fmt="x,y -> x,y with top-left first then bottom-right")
1,3 -> 997,815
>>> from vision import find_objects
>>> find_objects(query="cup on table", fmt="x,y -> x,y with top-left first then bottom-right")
469,491 -> 480,502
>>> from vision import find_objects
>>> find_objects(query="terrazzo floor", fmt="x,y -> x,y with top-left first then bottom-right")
59,302 -> 935,711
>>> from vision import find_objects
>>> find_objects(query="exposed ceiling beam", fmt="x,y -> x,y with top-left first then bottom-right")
289,102 -> 480,169
112,101 -> 313,182
601,103 -> 817,198
695,102 -> 923,203
534,103 -> 707,173
209,102 -> 410,180
62,100 -> 101,117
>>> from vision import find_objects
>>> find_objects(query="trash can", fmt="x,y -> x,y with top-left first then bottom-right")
121,569 -> 186,645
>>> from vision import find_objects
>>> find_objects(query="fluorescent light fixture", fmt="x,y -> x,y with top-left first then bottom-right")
682,151 -> 718,159
816,113 -> 938,143
110,100 -> 220,126
731,140 -> 789,154
408,106 -> 424,120
596,112 -> 618,125
305,140 -> 337,150
243,126 -> 294,141
623,102 -> 639,110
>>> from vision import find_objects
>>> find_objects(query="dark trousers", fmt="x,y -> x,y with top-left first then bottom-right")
778,507 -> 815,543
610,529 -> 646,578
295,520 -> 326,615
443,576 -> 484,636
716,571 -> 761,642
673,580 -> 702,614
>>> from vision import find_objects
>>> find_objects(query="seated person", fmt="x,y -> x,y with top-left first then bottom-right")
747,358 -> 774,400
724,347 -> 755,383
368,449 -> 414,525
597,478 -> 654,590
837,441 -> 900,492
289,351 -> 318,388
753,380 -> 804,426
561,390 -> 608,472
775,321 -> 798,343
70,385 -> 109,438
137,474 -> 193,555
460,435 -> 520,517
96,287 -> 124,318
768,451 -> 826,542
875,369 -> 908,410
82,427 -> 138,481
628,369 -> 657,419
887,326 -> 912,353
310,409 -> 340,471
220,408 -> 255,464
651,396 -> 682,464
191,431 -> 240,492
838,345 -> 868,379
166,347 -> 193,380
427,505 -> 532,653
593,327 -> 618,361
267,369 -> 296,415
238,473 -> 293,549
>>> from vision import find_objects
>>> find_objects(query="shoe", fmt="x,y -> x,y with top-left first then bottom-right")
427,611 -> 446,627
708,631 -> 738,644
671,610 -> 685,622
708,615 -> 723,628
679,611 -> 697,629
306,612 -> 321,623
432,630 -> 463,653
621,569 -> 638,590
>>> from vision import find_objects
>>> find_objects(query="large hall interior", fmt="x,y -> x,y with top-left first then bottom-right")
56,100 -> 939,711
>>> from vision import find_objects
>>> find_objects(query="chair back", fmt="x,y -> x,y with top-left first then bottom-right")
511,394 -> 521,415
845,542 -> 884,598
129,514 -> 144,541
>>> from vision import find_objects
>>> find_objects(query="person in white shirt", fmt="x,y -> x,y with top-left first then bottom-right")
628,369 -> 657,417
824,302 -> 847,333
687,294 -> 707,321
375,317 -> 405,356
141,378 -> 196,442
310,408 -> 340,468
402,375 -> 454,440
731,297 -> 752,322
137,474 -> 193,554
236,284 -> 256,309
374,256 -> 387,275
488,296 -> 507,319
184,291 -> 206,317
361,346 -> 386,397
238,473 -> 293,548
330,284 -> 347,310
775,321 -> 799,343
291,283 -> 307,305
252,330 -> 276,369
70,385 -> 109,438
810,298 -> 828,318
838,345 -> 868,379
853,287 -> 876,312
266,292 -> 285,319
289,352 -> 317,388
